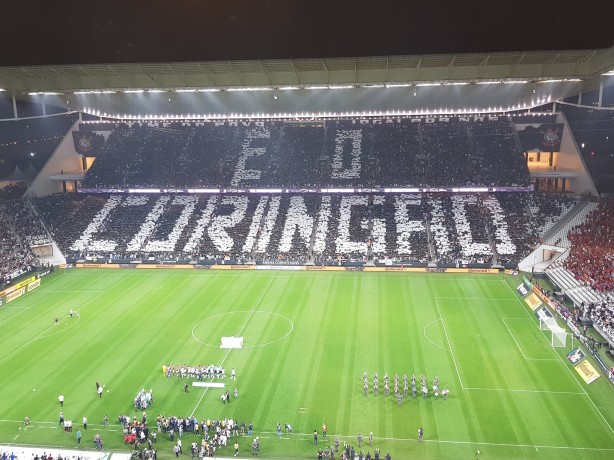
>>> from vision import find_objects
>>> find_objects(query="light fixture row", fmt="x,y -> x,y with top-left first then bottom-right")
20,78 -> 586,96
81,96 -> 553,121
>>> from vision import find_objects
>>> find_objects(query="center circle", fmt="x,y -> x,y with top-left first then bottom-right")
192,310 -> 294,349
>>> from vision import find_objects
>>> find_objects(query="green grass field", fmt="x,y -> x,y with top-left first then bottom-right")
1,269 -> 613,459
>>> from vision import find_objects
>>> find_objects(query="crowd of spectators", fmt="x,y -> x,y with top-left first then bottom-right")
33,193 -> 107,259
262,195 -> 320,264
565,201 -> 614,293
372,195 -> 430,264
119,413 -> 246,458
79,117 -> 530,189
0,185 -> 43,286
0,183 -> 27,199
31,192 -> 580,267
495,193 -> 540,265
581,299 -> 614,344
528,192 -> 577,236
0,451 -> 93,460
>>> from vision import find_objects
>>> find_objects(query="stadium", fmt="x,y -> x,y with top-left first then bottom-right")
1,3 -> 614,459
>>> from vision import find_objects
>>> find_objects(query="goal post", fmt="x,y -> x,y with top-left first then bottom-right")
539,317 -> 568,348
539,316 -> 557,331
550,326 -> 568,348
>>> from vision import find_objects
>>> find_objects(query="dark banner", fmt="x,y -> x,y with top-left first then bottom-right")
516,283 -> 530,297
516,123 -> 563,152
345,266 -> 364,272
566,348 -> 586,365
72,131 -> 106,156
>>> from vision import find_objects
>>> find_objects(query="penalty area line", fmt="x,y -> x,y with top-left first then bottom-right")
502,279 -> 614,436
434,297 -> 465,389
463,387 -> 584,395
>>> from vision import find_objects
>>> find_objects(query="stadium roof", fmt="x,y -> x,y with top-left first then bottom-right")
1,47 -> 614,94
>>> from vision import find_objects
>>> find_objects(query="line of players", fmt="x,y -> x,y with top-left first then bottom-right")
362,372 -> 449,401
163,364 -> 235,380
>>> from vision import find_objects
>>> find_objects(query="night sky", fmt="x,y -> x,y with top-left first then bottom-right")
2,0 -> 614,67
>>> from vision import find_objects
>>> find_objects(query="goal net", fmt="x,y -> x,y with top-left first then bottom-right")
550,326 -> 568,348
540,318 -> 567,348
220,336 -> 243,349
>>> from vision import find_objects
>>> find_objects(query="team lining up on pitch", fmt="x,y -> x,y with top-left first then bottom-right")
47,364 -> 429,458
162,364 -> 230,380
362,372 -> 449,402
115,369 -> 443,458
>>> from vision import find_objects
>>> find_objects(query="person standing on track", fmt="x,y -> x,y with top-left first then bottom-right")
418,427 -> 424,443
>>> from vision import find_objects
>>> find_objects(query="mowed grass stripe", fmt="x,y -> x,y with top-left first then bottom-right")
2,270 -> 614,459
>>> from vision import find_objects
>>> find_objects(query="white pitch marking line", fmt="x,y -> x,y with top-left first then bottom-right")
502,318 -> 528,360
435,297 -> 518,301
502,278 -> 614,436
189,276 -> 276,418
501,318 -> 559,361
0,290 -> 104,365
75,272 -> 506,282
464,387 -> 585,395
0,307 -> 29,326
3,270 -> 67,307
236,430 -> 614,452
422,319 -> 450,351
434,297 -> 465,389
3,421 -> 613,452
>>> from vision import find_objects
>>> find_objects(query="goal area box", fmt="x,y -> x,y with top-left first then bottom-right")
220,336 -> 243,349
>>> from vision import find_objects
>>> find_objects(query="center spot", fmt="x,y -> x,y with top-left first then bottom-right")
192,311 -> 293,349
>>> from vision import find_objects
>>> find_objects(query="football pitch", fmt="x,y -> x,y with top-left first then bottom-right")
1,269 -> 613,459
